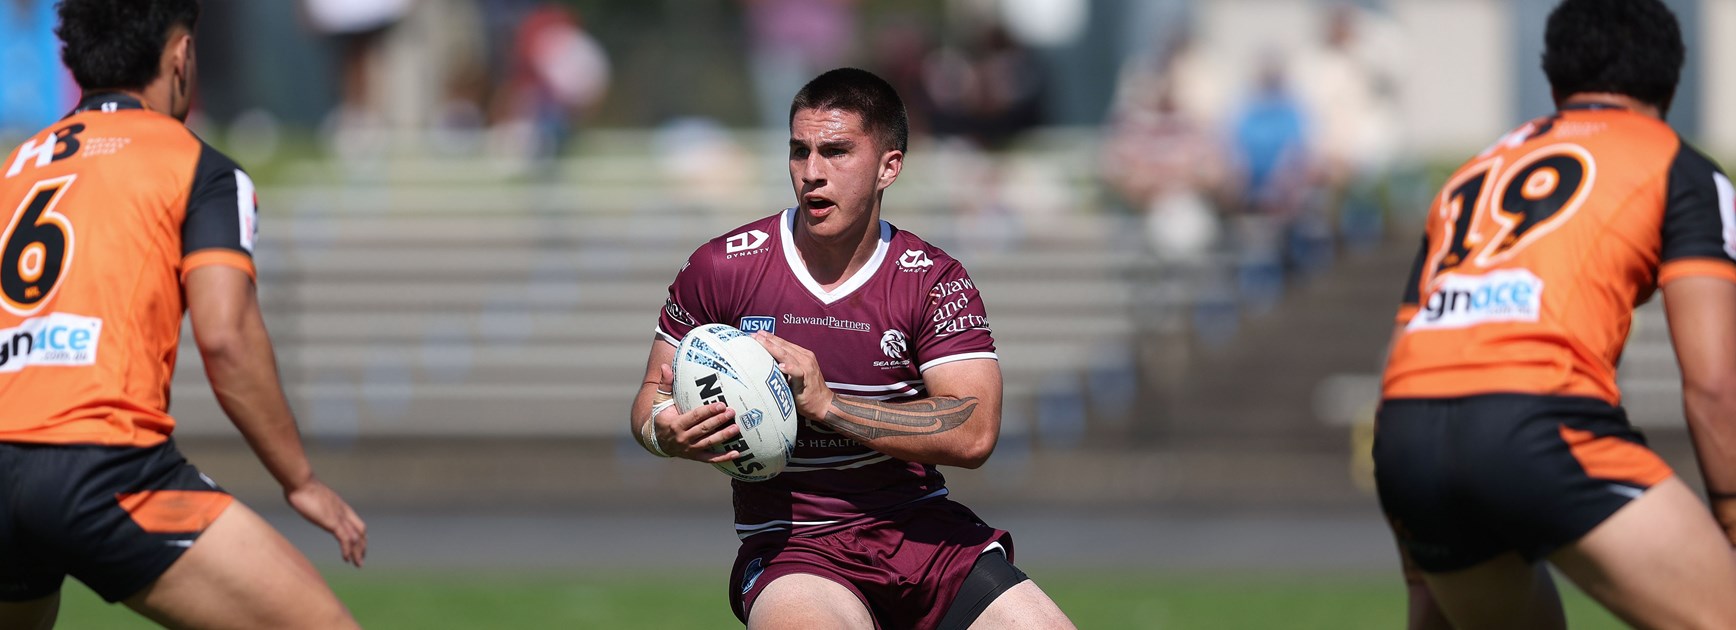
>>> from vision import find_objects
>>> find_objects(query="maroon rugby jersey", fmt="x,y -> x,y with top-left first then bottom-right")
656,208 -> 997,539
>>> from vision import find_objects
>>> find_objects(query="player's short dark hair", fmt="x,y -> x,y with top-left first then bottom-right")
790,68 -> 910,153
56,0 -> 201,92
1542,0 -> 1683,111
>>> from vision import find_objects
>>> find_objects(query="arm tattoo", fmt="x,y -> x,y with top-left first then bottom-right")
824,395 -> 979,442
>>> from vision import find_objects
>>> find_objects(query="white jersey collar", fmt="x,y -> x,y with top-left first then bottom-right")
779,207 -> 891,305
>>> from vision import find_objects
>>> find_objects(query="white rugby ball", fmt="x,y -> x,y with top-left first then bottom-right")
672,324 -> 799,482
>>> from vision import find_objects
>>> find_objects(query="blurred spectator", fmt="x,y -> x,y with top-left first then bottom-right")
741,0 -> 859,131
393,0 -> 490,153
303,0 -> 414,150
1228,53 -> 1312,311
1103,82 -> 1225,263
1230,56 -> 1310,219
868,17 -> 936,138
1111,29 -> 1231,132
488,3 -> 609,163
0,0 -> 74,143
1104,29 -> 1230,262
1293,4 -> 1405,251
925,23 -> 1048,151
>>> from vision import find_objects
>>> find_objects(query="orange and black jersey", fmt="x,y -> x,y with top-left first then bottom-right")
1385,104 -> 1736,404
0,93 -> 258,447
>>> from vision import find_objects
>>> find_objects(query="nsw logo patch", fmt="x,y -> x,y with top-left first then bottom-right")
765,370 -> 795,419
739,316 -> 776,334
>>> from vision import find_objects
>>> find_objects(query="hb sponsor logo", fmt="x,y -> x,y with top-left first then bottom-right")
898,249 -> 933,272
725,229 -> 770,258
739,316 -> 776,334
1408,269 -> 1544,331
0,313 -> 101,372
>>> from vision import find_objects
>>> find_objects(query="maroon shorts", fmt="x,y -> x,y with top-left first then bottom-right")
729,498 -> 1012,630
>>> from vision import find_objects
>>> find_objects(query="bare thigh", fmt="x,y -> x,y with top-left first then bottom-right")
1421,553 -> 1565,630
1550,476 -> 1736,630
968,580 -> 1075,630
122,500 -> 358,630
747,573 -> 873,630
0,593 -> 59,630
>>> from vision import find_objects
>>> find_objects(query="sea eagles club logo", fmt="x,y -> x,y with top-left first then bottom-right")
880,330 -> 907,359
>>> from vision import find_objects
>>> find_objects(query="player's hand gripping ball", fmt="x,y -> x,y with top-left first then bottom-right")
672,324 -> 800,481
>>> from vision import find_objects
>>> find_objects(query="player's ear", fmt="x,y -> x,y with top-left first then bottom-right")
878,149 -> 904,191
167,31 -> 196,119
164,29 -> 191,81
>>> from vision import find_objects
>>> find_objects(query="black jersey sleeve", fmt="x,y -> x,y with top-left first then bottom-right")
1659,142 -> 1736,285
180,142 -> 257,278
1396,234 -> 1429,324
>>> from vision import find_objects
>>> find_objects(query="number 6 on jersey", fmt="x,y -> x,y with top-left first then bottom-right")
1,175 -> 76,316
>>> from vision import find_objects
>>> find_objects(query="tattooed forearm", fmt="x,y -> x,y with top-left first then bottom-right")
823,395 -> 979,442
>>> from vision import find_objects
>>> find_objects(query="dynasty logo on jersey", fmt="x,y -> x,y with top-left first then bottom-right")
1409,269 -> 1543,331
0,312 -> 101,372
725,229 -> 770,257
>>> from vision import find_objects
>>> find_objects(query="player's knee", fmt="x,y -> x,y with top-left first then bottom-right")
749,575 -> 870,630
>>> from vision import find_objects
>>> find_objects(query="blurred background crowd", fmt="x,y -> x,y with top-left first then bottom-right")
2,0 -> 1733,524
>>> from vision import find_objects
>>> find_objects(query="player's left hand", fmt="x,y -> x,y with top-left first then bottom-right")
752,332 -> 835,420
285,477 -> 368,568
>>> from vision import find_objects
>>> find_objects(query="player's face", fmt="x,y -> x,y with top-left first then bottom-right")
788,108 -> 903,244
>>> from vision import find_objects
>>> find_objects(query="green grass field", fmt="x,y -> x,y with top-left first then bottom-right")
51,569 -> 1624,629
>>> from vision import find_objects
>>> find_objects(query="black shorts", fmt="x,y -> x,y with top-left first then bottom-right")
0,440 -> 233,603
1374,394 -> 1672,573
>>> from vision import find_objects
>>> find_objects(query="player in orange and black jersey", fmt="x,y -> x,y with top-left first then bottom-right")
1375,1 -> 1736,627
0,2 -> 365,628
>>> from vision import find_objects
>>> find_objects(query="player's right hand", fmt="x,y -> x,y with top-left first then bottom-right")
285,477 -> 368,568
653,363 -> 742,463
